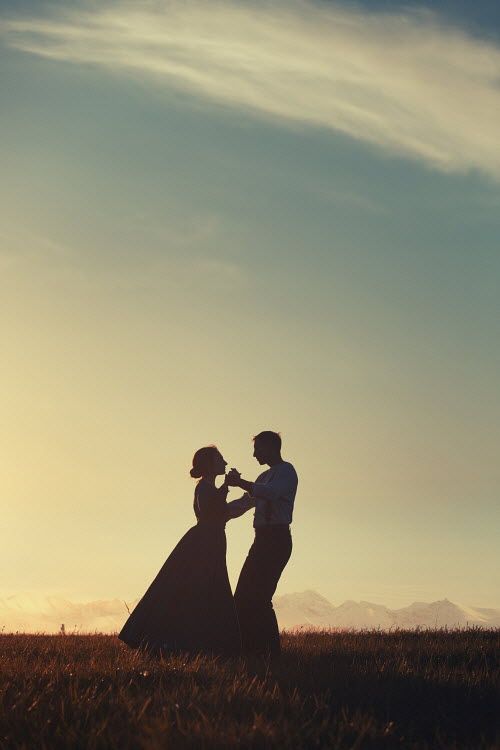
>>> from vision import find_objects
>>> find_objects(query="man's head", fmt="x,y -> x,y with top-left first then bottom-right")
253,431 -> 282,466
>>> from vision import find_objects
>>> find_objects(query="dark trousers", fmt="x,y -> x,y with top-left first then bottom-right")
234,525 -> 292,657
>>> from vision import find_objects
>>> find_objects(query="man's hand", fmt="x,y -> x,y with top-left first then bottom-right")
226,468 -> 241,486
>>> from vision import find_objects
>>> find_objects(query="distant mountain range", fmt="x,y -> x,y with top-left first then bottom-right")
1,591 -> 499,634
273,591 -> 500,630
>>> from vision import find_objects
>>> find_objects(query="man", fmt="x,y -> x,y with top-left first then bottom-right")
225,431 -> 298,657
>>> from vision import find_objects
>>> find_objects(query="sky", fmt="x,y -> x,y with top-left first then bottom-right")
1,0 -> 499,610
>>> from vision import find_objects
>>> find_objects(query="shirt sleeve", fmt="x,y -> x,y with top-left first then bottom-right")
250,466 -> 298,502
225,493 -> 255,520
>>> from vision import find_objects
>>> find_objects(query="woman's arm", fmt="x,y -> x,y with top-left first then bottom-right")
225,494 -> 255,520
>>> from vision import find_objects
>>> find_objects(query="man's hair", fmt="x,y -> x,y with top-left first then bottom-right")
253,431 -> 282,451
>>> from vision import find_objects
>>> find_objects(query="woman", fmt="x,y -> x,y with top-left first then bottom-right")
118,446 -> 241,656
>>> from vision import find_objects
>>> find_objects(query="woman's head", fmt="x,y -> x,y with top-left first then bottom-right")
190,445 -> 227,479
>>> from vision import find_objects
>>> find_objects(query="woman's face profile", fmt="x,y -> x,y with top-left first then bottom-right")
214,452 -> 228,476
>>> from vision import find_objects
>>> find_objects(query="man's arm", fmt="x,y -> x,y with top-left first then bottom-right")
226,469 -> 254,495
229,465 -> 297,503
225,493 -> 255,520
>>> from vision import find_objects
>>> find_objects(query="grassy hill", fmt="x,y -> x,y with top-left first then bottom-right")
0,629 -> 498,748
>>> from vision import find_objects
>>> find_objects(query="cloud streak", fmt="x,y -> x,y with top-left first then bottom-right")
0,219 -> 248,293
2,1 -> 500,178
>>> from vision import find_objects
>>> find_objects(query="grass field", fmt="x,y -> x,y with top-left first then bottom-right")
0,629 -> 498,749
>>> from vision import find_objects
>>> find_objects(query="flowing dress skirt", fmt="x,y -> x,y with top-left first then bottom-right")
118,522 -> 241,656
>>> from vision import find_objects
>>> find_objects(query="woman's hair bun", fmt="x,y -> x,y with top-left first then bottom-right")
190,445 -> 218,479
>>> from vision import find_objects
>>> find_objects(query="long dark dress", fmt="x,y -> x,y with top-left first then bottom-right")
118,480 -> 241,656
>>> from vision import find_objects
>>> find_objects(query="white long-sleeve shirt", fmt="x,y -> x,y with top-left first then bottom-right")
226,461 -> 298,527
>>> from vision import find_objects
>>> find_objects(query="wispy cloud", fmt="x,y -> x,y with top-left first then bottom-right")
1,1 -> 500,178
0,218 -> 248,292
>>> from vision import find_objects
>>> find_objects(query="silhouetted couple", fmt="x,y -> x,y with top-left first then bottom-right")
118,431 -> 298,658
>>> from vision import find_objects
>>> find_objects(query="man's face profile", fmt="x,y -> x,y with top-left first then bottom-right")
253,439 -> 268,465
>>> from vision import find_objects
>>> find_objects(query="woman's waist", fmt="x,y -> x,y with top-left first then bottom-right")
195,519 -> 227,529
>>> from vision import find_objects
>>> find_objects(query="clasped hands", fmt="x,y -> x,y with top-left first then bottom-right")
225,468 -> 242,487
